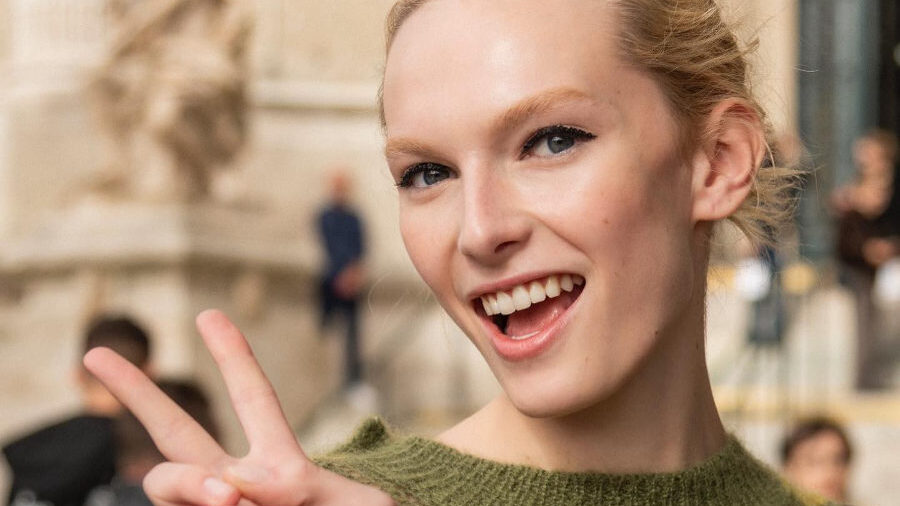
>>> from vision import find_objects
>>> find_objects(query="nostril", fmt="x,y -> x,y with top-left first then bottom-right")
493,240 -> 520,255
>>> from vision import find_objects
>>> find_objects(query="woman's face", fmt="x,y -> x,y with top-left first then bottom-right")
383,0 -> 702,417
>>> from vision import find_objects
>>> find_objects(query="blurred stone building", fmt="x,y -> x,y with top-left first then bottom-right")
0,1 -> 898,505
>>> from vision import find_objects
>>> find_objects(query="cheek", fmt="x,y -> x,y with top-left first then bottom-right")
540,124 -> 692,239
399,202 -> 455,297
552,150 -> 696,329
549,154 -> 692,262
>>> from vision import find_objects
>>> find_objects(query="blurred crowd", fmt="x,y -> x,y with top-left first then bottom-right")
2,165 -> 372,506
3,316 -> 218,506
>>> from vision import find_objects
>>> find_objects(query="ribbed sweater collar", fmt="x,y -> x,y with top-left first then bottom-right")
316,418 -> 827,506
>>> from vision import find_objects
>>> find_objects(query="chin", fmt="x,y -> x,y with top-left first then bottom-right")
500,370 -> 623,420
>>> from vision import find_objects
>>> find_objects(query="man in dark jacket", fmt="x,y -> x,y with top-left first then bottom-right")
3,315 -> 153,506
317,168 -> 367,388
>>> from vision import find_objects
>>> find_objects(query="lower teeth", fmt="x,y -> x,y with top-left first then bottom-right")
509,330 -> 540,341
493,314 -> 537,340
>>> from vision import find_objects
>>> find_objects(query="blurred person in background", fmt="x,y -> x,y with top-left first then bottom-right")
2,315 -> 153,506
316,167 -> 369,397
832,129 -> 900,389
781,417 -> 854,503
83,412 -> 159,506
156,380 -> 219,443
735,133 -> 806,348
84,379 -> 218,506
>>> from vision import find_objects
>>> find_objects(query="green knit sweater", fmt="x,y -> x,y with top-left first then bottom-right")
315,418 -> 833,506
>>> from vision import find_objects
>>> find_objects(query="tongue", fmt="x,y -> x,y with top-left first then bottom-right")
506,289 -> 579,338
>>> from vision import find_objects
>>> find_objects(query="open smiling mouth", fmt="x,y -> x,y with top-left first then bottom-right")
474,274 -> 585,340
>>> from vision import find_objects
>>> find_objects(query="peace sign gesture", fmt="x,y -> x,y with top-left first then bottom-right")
84,309 -> 395,506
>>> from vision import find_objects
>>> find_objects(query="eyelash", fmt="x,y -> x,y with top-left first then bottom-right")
395,125 -> 596,189
521,125 -> 596,157
396,162 -> 450,188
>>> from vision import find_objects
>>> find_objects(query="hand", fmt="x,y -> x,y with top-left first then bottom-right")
829,185 -> 854,214
863,237 -> 898,267
333,263 -> 365,299
84,309 -> 395,506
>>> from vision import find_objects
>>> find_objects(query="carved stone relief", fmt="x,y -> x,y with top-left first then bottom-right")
89,0 -> 252,202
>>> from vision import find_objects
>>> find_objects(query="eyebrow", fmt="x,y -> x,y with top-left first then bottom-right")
384,138 -> 436,161
491,87 -> 593,134
384,87 -> 594,160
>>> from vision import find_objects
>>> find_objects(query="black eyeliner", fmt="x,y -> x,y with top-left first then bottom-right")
396,167 -> 415,188
522,125 -> 596,154
396,162 -> 447,188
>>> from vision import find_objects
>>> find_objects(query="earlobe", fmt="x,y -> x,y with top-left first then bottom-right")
691,99 -> 765,223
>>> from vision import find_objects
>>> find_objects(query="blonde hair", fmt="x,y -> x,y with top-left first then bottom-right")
382,0 -> 800,247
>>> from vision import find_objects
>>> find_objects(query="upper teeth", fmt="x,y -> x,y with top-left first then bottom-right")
479,274 -> 584,317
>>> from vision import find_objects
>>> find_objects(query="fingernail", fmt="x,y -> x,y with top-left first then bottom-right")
203,477 -> 235,498
227,464 -> 270,483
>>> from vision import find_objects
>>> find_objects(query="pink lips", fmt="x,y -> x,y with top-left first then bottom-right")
480,287 -> 582,362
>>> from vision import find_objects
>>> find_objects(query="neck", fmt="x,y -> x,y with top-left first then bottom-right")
441,270 -> 725,473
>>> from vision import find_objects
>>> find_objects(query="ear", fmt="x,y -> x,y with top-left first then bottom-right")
691,99 -> 765,223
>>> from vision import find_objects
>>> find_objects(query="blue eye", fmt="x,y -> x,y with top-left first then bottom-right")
522,125 -> 596,157
397,162 -> 452,188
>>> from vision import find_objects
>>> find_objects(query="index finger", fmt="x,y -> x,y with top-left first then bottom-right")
83,347 -> 226,467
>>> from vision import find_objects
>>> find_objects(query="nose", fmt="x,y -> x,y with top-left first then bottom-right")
456,168 -> 531,265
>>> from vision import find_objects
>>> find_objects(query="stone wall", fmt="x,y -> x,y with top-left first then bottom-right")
711,0 -> 800,135
251,0 -> 396,82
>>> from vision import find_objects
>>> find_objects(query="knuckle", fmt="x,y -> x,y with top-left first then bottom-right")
286,462 -> 319,506
283,458 -> 316,486
294,491 -> 315,506
272,482 -> 313,506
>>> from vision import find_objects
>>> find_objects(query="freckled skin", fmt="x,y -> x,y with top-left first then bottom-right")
385,0 -> 696,418
383,0 -> 740,472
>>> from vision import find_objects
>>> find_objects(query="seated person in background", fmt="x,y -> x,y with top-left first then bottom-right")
85,379 -> 218,506
83,412 -> 159,506
157,380 -> 219,442
3,315 -> 152,506
781,417 -> 854,503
